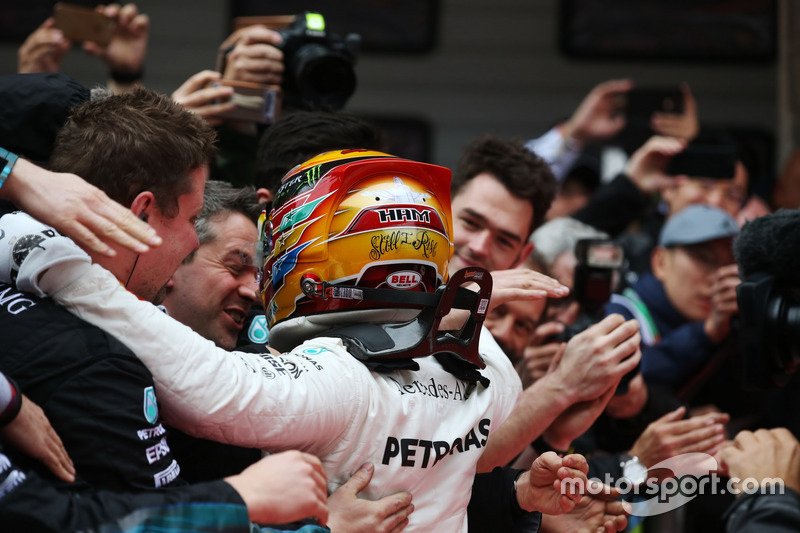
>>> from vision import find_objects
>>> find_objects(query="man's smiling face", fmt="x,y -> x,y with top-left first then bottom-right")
449,173 -> 534,274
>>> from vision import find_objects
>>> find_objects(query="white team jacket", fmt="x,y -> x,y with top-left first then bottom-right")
47,265 -> 521,532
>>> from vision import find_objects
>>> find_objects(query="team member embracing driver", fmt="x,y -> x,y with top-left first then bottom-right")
0,150 -> 623,532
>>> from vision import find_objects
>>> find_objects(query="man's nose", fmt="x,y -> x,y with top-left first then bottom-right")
467,229 -> 492,258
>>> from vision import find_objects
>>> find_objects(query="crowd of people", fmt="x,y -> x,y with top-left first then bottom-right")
0,4 -> 798,533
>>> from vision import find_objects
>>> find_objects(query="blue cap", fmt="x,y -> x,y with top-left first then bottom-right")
659,204 -> 739,247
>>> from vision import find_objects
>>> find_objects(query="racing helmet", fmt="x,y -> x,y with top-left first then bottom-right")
261,149 -> 455,351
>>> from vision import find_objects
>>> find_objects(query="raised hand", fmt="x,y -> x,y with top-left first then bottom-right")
17,18 -> 71,74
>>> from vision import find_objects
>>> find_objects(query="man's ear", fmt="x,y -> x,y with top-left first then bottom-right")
256,187 -> 274,203
512,241 -> 535,269
651,246 -> 669,281
130,191 -> 156,220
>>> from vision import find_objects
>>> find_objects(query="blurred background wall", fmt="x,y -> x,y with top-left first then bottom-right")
0,0 -> 784,173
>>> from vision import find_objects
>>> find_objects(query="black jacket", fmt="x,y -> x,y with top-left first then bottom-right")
0,282 -> 185,493
725,489 -> 800,533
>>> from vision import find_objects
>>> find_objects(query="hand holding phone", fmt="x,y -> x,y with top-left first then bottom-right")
205,80 -> 283,124
53,3 -> 116,47
625,86 -> 684,119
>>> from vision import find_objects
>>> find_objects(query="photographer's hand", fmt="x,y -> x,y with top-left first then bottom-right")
172,70 -> 236,127
624,135 -> 686,194
18,18 -> 71,74
83,3 -> 149,92
704,264 -> 740,344
561,79 -> 633,144
220,25 -> 284,85
650,82 -> 699,142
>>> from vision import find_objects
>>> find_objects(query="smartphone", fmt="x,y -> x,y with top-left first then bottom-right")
626,87 -> 684,118
666,144 -> 738,180
207,80 -> 283,124
573,239 -> 624,316
53,3 -> 116,46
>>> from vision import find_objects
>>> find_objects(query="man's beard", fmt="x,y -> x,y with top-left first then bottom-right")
493,336 -> 519,365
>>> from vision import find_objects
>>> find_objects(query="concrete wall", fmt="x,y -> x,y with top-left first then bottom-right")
0,0 -> 778,171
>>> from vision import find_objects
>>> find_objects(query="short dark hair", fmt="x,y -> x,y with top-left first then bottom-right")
452,135 -> 556,236
49,88 -> 217,217
255,109 -> 384,194
195,180 -> 262,248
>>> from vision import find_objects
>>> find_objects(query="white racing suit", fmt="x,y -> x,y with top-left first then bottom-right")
32,262 -> 521,532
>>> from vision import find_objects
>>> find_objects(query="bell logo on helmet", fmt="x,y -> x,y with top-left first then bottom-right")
386,270 -> 422,289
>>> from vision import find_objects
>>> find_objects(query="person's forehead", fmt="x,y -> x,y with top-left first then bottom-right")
453,173 -> 533,239
207,213 -> 258,251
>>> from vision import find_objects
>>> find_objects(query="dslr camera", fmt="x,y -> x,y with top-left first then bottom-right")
277,12 -> 360,111
550,238 -> 626,343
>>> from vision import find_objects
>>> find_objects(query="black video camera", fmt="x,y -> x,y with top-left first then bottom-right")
737,275 -> 800,389
277,12 -> 360,111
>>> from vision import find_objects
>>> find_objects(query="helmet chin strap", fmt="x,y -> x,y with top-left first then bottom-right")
318,267 -> 493,371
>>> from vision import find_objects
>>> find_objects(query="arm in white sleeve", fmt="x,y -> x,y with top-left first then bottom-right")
43,264 -> 361,454
524,126 -> 582,183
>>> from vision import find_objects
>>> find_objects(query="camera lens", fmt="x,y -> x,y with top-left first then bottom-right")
292,44 -> 356,110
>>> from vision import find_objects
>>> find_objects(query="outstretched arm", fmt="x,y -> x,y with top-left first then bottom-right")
1,155 -> 161,256
0,212 -> 357,454
479,315 -> 640,471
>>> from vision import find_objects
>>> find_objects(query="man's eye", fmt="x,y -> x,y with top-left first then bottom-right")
497,238 -> 514,250
487,306 -> 506,319
517,322 -> 535,336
